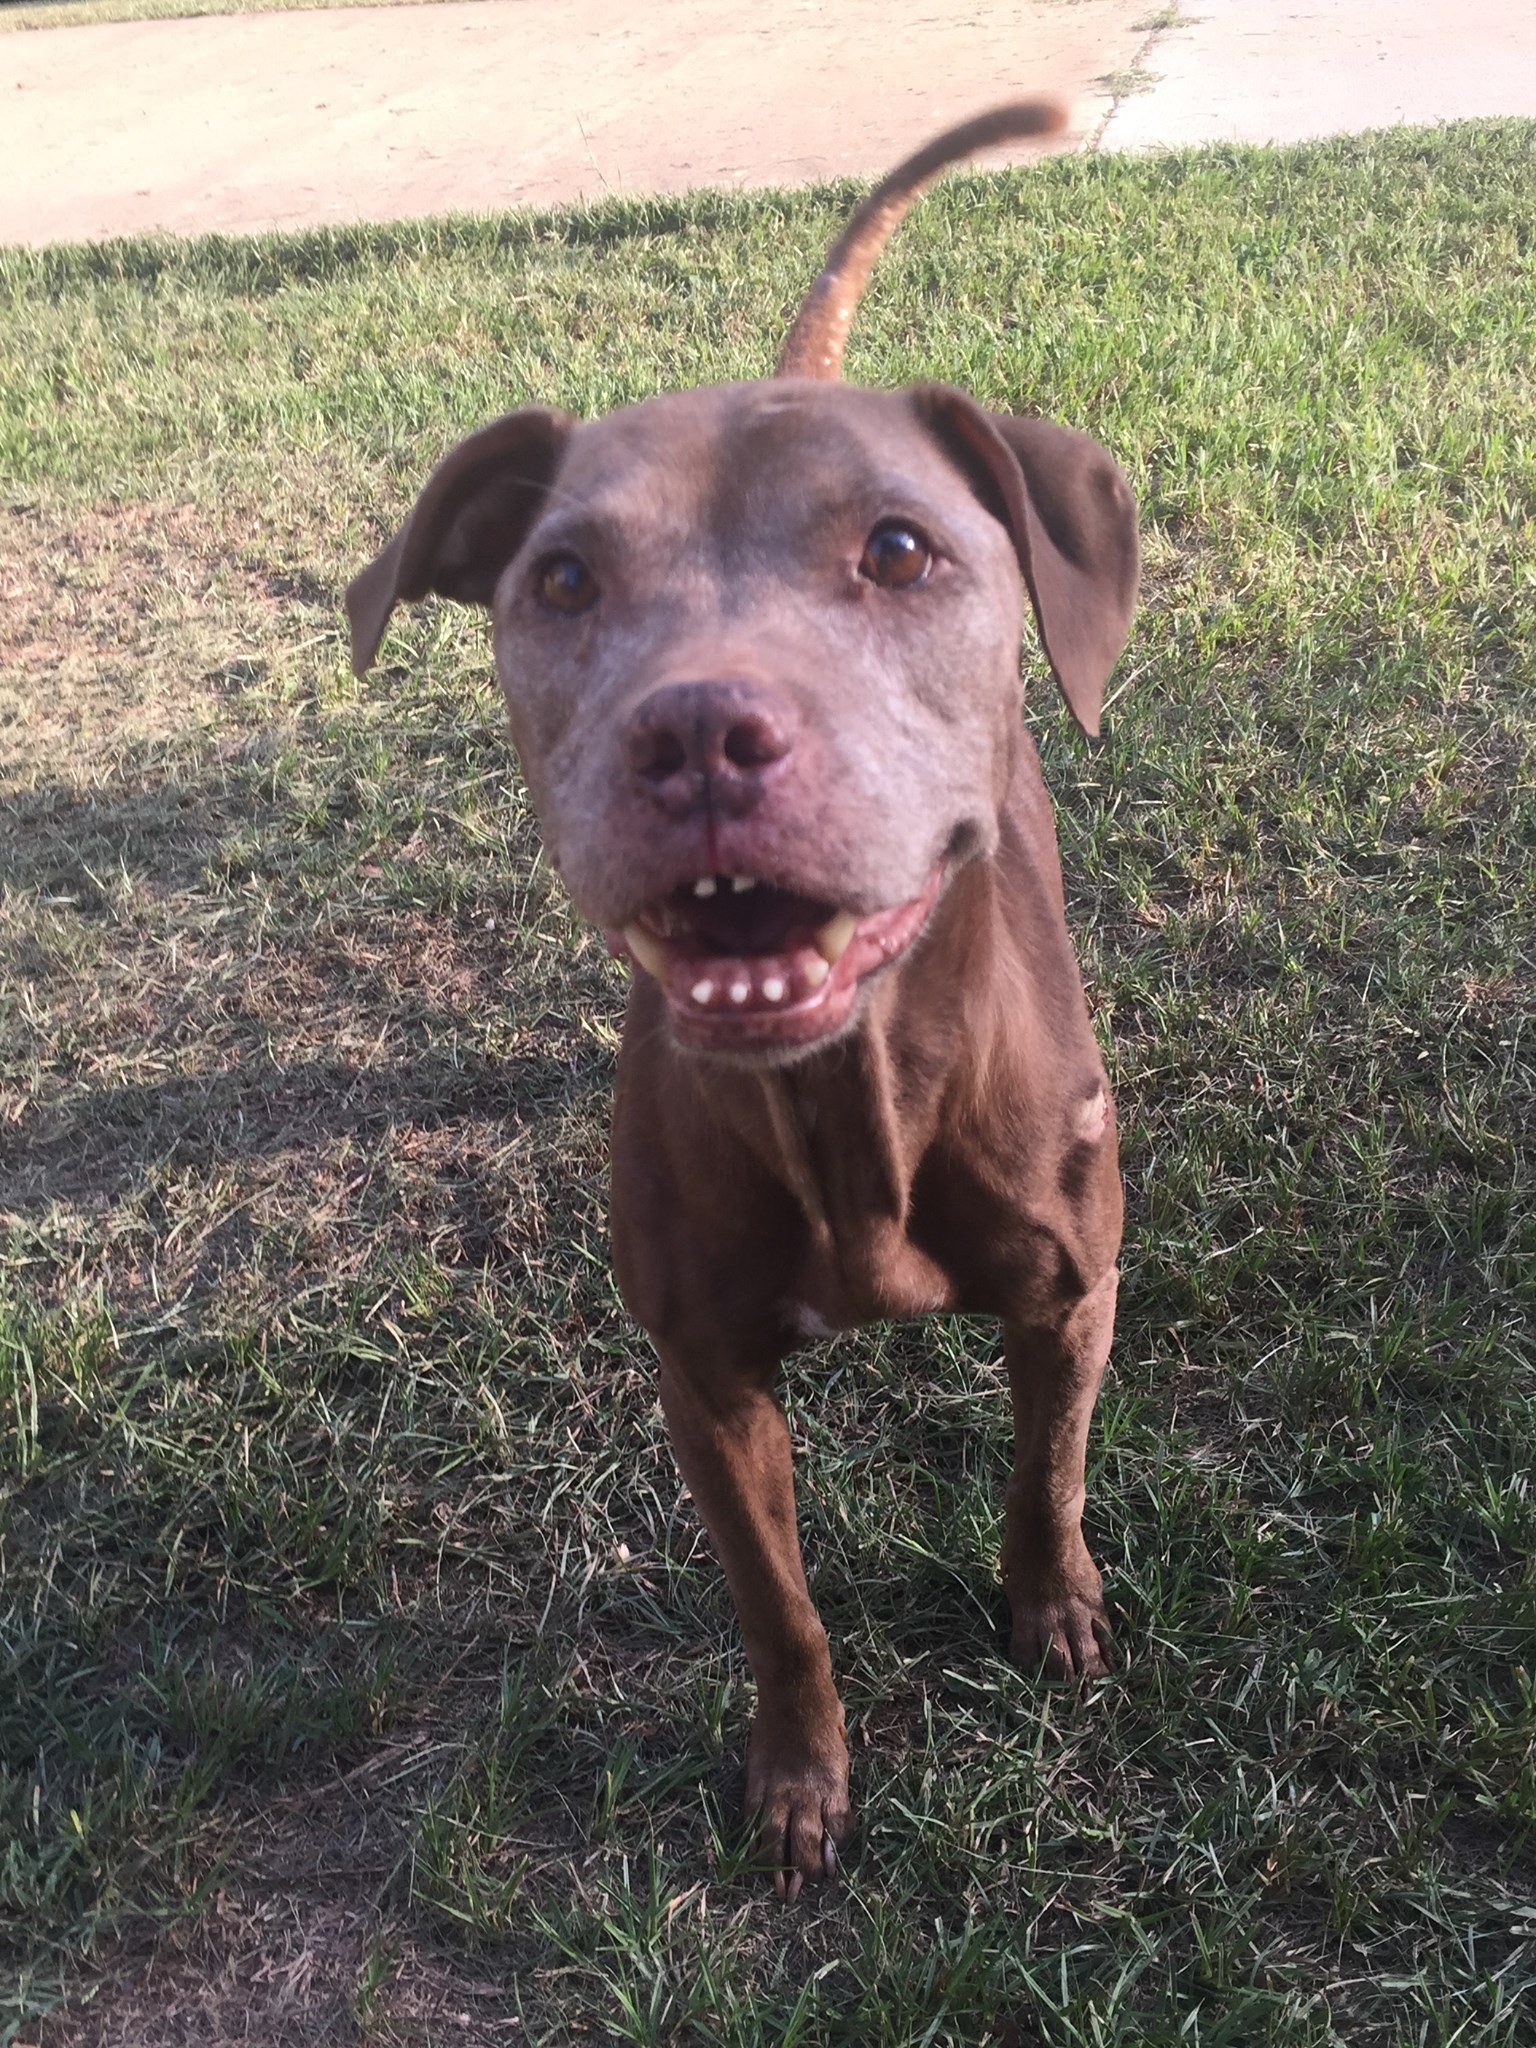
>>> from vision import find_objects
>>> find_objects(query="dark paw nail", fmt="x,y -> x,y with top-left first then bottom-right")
822,1836 -> 838,1879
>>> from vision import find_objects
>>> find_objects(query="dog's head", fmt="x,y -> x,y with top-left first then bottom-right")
347,106 -> 1137,1059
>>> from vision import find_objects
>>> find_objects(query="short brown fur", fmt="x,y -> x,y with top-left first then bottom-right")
348,105 -> 1139,1899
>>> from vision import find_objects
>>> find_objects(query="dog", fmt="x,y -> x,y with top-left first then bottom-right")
347,102 -> 1138,1900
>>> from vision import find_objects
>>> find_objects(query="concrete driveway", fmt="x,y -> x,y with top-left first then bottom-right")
2,0 -> 1534,247
0,0 -> 1154,246
1104,0 -> 1536,151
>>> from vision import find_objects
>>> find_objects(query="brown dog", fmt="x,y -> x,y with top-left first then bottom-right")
347,103 -> 1138,1900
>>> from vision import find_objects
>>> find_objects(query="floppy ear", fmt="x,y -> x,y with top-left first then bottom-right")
910,386 -> 1138,736
346,406 -> 575,677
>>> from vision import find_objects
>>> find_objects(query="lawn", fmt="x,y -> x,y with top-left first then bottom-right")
0,0 -> 459,33
1,123 -> 1534,2045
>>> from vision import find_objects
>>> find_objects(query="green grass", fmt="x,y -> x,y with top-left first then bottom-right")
0,0 -> 462,33
2,123 -> 1534,2044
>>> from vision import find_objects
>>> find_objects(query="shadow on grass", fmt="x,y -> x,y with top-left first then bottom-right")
0,1046 -> 601,1208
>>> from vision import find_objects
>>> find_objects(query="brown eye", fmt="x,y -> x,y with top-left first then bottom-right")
859,521 -> 932,588
537,553 -> 598,615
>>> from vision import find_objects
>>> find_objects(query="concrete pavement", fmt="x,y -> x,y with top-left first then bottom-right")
0,0 -> 1153,246
1,0 -> 1534,247
1104,0 -> 1536,151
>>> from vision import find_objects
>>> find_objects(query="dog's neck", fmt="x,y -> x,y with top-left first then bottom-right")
611,735 -> 1094,1331
690,851 -> 1005,1317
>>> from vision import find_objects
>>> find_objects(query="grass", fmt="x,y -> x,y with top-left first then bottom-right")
0,0 -> 467,34
1,121 -> 1534,2043
1100,69 -> 1160,100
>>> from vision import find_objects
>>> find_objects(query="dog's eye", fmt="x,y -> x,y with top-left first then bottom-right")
859,521 -> 932,589
537,553 -> 599,615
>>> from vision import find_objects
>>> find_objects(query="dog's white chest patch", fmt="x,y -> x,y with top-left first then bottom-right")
1076,1087 -> 1110,1141
783,1301 -> 837,1342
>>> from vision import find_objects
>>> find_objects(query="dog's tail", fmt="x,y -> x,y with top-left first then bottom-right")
774,100 -> 1069,381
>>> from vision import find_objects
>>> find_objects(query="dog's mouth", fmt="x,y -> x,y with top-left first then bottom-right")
612,863 -> 948,1053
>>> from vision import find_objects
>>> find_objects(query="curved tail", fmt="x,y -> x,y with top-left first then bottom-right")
774,99 -> 1069,382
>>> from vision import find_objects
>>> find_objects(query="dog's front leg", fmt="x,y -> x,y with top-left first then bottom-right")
658,1344 -> 850,1898
1001,1264 -> 1119,1680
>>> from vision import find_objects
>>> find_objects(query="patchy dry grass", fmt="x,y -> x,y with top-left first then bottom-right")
0,500 -> 262,774
0,0 -> 468,35
2,125 -> 1535,2044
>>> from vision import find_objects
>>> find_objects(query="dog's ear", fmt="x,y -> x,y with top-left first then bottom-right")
346,407 -> 575,677
911,386 -> 1138,736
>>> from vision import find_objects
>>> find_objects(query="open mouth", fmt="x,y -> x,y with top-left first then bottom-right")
613,863 -> 948,1052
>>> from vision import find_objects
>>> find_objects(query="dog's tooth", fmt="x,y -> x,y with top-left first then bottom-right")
814,910 -> 858,964
623,923 -> 671,980
693,876 -> 717,898
803,956 -> 831,988
762,976 -> 786,1004
731,875 -> 757,893
728,978 -> 751,1004
690,979 -> 716,1007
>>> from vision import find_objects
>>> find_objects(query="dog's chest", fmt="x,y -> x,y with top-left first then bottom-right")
785,1214 -> 959,1333
756,1061 -> 961,1328
757,1039 -> 1113,1333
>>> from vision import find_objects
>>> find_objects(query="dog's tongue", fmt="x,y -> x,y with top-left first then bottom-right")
677,881 -> 836,957
614,866 -> 947,1034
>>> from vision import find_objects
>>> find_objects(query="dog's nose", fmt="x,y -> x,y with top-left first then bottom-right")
624,681 -> 797,817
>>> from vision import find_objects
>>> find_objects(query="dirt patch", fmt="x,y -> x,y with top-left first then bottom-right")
0,500 -> 298,784
28,1902 -> 534,2047
28,1897 -> 379,2048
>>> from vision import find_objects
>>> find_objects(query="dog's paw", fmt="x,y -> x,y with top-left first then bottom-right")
745,1711 -> 852,1902
1007,1549 -> 1115,1680
1010,1593 -> 1115,1679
